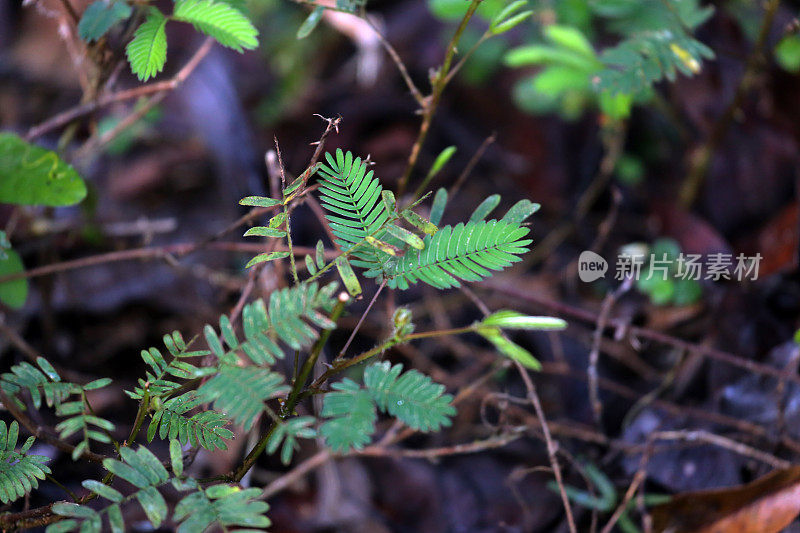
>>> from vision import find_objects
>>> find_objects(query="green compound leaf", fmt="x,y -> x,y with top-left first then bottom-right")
316,150 -> 393,272
386,219 -> 533,290
1,357 -> 80,413
78,1 -> 132,42
320,379 -> 376,453
363,361 -> 455,431
197,366 -> 288,429
0,133 -> 87,206
266,416 -> 316,465
0,421 -> 51,504
147,392 -> 233,451
173,0 -> 259,52
0,249 -> 27,309
174,485 -> 270,532
126,8 -> 168,81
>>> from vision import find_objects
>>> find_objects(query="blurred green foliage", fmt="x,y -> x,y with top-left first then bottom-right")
775,35 -> 800,73
634,238 -> 703,307
428,0 -> 715,121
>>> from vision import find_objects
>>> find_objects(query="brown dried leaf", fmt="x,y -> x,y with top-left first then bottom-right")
652,466 -> 800,533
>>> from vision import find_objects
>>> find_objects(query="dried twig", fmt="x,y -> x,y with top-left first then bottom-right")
679,0 -> 781,206
514,361 -> 578,533
588,276 -> 633,426
449,133 -> 496,200
485,279 -> 800,389
0,390 -> 108,464
359,431 -> 524,458
27,38 -> 216,141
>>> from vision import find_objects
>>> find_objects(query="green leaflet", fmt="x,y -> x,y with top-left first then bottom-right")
297,6 -> 325,39
335,256 -> 362,297
427,145 -> 456,180
245,251 -> 290,268
239,195 -> 282,207
430,188 -> 448,225
320,380 -> 376,453
0,248 -> 27,309
0,133 -> 87,206
126,8 -> 168,81
477,326 -> 542,370
173,0 -> 259,52
78,1 -> 132,42
481,310 -> 567,330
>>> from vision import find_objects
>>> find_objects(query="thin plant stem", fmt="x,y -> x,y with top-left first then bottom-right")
678,0 -> 780,207
232,296 -> 348,482
444,31 -> 491,85
45,474 -> 79,502
515,361 -> 577,533
396,0 -> 483,197
127,385 -> 150,446
27,37 -> 215,141
275,138 -> 301,285
337,279 -> 386,359
309,323 -> 478,390
362,16 -> 425,106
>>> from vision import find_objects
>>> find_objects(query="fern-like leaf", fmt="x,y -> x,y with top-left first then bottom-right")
126,8 -> 167,81
50,446 -> 170,532
204,281 -> 339,366
590,0 -> 714,94
0,357 -> 78,410
364,362 -> 455,431
147,392 -> 233,451
174,485 -> 270,532
386,219 -> 532,290
0,421 -> 51,504
127,332 -> 212,400
266,416 -> 316,465
55,398 -> 116,461
173,0 -> 258,52
598,31 -> 713,94
197,366 -> 288,429
2,359 -> 113,460
316,149 -> 394,271
320,379 -> 376,453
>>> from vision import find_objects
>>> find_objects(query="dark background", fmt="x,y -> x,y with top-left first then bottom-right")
2,0 -> 800,531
